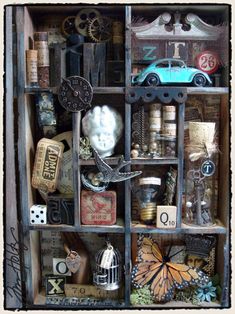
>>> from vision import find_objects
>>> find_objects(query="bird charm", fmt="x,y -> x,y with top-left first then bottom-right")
93,148 -> 142,183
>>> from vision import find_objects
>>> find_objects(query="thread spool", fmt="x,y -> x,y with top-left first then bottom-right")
34,32 -> 50,88
149,103 -> 162,156
163,106 -> 176,122
26,50 -> 38,87
163,123 -> 177,137
162,106 -> 176,137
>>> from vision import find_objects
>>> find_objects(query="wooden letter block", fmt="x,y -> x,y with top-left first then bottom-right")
106,61 -> 124,86
156,205 -> 177,229
47,194 -> 74,225
49,43 -> 64,87
81,190 -> 116,225
53,258 -> 71,276
83,43 -> 106,86
166,41 -> 188,61
46,275 -> 66,296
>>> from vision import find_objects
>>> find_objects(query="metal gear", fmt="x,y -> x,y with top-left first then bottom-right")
75,9 -> 101,37
88,16 -> 112,42
61,16 -> 77,37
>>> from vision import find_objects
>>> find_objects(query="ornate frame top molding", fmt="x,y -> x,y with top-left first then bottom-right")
132,12 -> 224,41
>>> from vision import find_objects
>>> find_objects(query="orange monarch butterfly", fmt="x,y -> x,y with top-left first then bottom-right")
132,236 -> 209,303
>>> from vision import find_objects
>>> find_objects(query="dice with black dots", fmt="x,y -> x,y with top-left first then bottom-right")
30,205 -> 47,224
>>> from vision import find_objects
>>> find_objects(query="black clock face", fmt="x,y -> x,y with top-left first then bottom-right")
58,76 -> 93,112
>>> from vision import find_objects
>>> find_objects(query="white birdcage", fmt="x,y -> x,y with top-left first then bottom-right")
93,242 -> 122,291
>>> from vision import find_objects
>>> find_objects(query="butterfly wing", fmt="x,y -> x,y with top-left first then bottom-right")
167,262 -> 208,290
150,264 -> 175,302
140,237 -> 163,262
132,237 -> 163,288
132,237 -> 209,303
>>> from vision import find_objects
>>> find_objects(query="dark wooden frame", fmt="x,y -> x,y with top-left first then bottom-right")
9,3 -> 230,309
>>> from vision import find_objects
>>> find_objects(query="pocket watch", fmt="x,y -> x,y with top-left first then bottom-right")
58,76 -> 93,112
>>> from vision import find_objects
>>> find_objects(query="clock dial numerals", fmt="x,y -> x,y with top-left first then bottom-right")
58,76 -> 93,112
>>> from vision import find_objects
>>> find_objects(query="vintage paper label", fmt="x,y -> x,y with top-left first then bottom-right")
100,246 -> 114,269
34,41 -> 49,66
32,138 -> 64,193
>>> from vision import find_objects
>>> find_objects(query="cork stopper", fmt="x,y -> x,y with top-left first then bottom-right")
189,122 -> 215,146
139,177 -> 161,186
26,49 -> 38,59
34,32 -> 48,41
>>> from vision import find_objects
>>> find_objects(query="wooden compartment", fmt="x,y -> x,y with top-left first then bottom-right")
6,3 -> 230,310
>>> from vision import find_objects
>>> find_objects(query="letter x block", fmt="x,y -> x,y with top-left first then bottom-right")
45,275 -> 66,296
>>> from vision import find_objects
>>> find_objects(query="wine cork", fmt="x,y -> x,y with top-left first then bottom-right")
26,50 -> 38,86
34,32 -> 49,67
189,122 -> 215,146
34,32 -> 50,87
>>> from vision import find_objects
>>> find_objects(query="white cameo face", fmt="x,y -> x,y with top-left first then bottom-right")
89,130 -> 116,157
82,105 -> 123,158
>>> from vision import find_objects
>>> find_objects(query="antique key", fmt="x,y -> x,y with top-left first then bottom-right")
187,169 -> 205,225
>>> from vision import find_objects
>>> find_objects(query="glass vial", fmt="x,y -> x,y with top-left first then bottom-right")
184,122 -> 217,227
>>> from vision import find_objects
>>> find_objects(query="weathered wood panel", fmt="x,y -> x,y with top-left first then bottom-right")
5,6 -> 23,309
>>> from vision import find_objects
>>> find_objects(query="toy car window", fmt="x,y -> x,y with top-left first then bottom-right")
155,62 -> 169,68
171,61 -> 180,67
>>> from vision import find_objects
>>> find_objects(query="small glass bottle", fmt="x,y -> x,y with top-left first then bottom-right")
184,122 -> 217,227
135,177 -> 161,225
34,32 -> 50,88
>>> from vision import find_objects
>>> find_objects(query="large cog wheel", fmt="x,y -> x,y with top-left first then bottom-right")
75,8 -> 101,37
88,16 -> 112,42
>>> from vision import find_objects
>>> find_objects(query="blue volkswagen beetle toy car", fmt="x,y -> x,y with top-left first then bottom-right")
132,58 -> 212,87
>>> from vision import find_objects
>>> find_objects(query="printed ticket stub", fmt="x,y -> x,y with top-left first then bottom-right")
32,138 -> 64,193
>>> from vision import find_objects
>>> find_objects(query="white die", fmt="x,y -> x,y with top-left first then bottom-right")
30,205 -> 47,224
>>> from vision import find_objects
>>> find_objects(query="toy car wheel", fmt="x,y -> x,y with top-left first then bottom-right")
144,74 -> 160,86
193,74 -> 207,87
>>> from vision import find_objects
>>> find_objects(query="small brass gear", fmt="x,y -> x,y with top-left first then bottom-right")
88,16 -> 112,42
75,8 -> 101,37
61,16 -> 77,37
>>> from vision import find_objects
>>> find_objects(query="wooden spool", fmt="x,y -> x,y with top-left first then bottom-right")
26,50 -> 38,86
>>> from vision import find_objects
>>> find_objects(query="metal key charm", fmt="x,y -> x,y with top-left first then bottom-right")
65,250 -> 81,273
187,169 -> 205,225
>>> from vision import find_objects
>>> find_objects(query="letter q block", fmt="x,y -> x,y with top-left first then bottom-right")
156,206 -> 177,229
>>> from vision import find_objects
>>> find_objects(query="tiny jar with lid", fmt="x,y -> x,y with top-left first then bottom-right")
148,103 -> 162,157
184,122 -> 218,227
162,105 -> 177,157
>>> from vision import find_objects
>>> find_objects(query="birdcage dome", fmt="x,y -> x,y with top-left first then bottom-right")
93,242 -> 122,291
